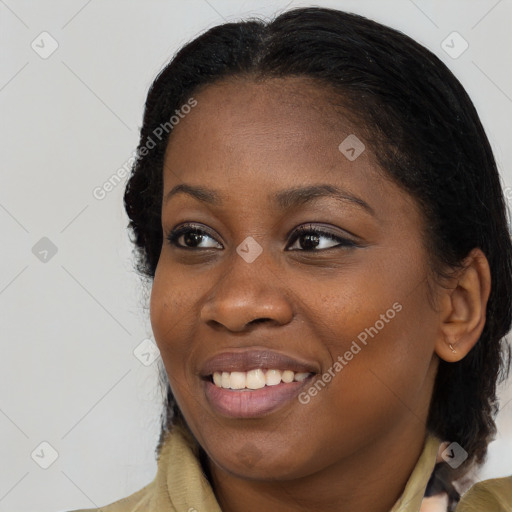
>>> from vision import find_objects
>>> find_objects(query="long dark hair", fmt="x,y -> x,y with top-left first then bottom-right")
124,7 -> 512,484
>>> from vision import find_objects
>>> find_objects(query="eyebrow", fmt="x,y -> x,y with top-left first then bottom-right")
164,183 -> 374,215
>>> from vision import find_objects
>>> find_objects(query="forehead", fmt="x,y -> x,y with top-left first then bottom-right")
163,76 -> 381,188
167,76 -> 356,155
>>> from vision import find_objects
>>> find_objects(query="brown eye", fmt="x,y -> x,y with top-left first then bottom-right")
166,224 -> 223,249
287,224 -> 357,251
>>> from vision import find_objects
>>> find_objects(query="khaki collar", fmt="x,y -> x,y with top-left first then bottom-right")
390,434 -> 441,511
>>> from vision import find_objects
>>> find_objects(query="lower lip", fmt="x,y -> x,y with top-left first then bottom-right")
204,377 -> 313,418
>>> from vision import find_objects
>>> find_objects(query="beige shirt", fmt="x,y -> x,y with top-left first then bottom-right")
68,426 -> 512,512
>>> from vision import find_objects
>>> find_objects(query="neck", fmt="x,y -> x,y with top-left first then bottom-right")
207,420 -> 431,512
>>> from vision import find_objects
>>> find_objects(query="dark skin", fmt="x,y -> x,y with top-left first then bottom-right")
149,77 -> 491,512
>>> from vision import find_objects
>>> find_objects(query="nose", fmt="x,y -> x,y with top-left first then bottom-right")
199,248 -> 294,332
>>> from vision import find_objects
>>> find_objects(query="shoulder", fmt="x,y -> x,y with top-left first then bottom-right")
65,481 -> 156,512
455,475 -> 512,511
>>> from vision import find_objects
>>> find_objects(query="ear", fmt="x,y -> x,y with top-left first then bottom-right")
434,248 -> 491,363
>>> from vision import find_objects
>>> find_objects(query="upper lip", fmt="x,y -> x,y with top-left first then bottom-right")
200,349 -> 320,377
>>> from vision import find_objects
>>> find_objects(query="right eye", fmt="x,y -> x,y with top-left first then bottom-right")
166,223 -> 223,250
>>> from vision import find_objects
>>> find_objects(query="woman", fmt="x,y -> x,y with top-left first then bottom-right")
70,7 -> 512,512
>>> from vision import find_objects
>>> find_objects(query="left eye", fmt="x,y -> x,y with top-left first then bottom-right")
166,224 -> 222,249
287,224 -> 357,251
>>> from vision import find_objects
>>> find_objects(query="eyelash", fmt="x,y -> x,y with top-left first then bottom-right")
165,222 -> 358,252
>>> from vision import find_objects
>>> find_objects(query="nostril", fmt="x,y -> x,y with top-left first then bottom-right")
249,318 -> 271,326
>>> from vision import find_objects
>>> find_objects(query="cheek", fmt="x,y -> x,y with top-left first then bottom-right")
149,264 -> 196,374
150,255 -> 199,334
149,260 -> 220,417
311,252 -> 437,407
319,281 -> 437,425
149,279 -> 195,418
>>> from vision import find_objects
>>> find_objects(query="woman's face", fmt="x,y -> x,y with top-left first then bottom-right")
150,77 -> 441,479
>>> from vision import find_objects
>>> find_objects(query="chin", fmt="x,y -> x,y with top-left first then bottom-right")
208,445 -> 316,482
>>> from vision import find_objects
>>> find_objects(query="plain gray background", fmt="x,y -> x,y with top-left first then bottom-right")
1,1 -> 511,510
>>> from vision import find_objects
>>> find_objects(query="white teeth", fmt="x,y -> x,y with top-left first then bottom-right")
230,371 -> 246,389
212,369 -> 312,389
281,370 -> 295,383
294,372 -> 310,382
246,369 -> 265,389
265,369 -> 282,386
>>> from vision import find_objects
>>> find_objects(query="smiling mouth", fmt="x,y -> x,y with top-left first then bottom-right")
208,368 -> 314,390
201,349 -> 319,417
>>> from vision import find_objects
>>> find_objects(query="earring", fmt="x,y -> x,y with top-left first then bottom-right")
449,344 -> 457,354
